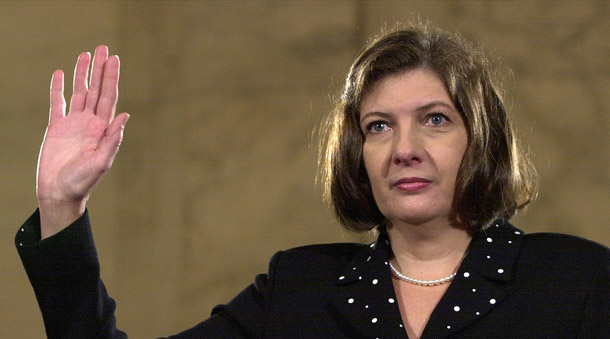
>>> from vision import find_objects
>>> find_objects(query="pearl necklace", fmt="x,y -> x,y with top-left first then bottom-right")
389,262 -> 456,286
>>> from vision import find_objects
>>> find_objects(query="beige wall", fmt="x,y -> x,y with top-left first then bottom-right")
2,1 -> 608,337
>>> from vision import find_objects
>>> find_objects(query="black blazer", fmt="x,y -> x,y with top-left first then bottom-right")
16,210 -> 610,338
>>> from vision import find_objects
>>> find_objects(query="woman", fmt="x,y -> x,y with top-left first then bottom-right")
16,24 -> 609,338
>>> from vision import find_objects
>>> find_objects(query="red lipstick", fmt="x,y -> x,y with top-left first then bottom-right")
393,177 -> 431,192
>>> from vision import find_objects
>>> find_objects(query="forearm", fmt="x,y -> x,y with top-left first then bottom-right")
16,209 -> 126,339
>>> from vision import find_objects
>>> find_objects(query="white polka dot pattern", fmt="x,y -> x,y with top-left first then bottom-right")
330,219 -> 523,336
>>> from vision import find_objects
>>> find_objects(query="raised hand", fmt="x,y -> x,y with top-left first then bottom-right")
37,46 -> 129,239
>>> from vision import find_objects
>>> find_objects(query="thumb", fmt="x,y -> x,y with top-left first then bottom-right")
96,112 -> 130,171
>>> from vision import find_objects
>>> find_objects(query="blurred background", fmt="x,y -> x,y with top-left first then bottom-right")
2,1 -> 608,337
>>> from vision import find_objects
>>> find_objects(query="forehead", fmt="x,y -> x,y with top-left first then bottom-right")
360,68 -> 453,112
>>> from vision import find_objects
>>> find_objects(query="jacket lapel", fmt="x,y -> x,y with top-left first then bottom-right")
422,220 -> 524,338
330,231 -> 408,338
329,220 -> 524,339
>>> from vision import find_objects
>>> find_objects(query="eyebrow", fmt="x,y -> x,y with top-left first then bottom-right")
415,100 -> 456,113
360,100 -> 456,123
359,111 -> 391,124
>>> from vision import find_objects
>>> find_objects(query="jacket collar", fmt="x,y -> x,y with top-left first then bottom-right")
331,227 -> 407,338
331,220 -> 525,339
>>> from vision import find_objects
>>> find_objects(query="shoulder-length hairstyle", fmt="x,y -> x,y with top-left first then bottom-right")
319,23 -> 537,233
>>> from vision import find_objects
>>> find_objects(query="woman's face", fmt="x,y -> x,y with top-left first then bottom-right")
360,68 -> 468,226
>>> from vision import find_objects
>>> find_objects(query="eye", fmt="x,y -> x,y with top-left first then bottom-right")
367,121 -> 390,133
426,113 -> 449,126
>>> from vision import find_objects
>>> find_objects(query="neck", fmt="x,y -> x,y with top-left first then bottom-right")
387,218 -> 472,280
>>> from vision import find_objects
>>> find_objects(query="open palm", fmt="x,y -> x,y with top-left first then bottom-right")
37,46 -> 129,237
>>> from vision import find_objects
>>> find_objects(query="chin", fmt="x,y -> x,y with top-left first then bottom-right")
390,215 -> 440,227
381,201 -> 452,227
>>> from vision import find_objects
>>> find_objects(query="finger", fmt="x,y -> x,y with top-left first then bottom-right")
96,112 -> 130,172
49,70 -> 66,124
84,45 -> 109,113
68,52 -> 91,113
96,55 -> 120,124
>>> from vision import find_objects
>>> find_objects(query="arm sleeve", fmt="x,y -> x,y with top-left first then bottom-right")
167,252 -> 281,338
16,209 -> 126,339
16,209 -> 280,339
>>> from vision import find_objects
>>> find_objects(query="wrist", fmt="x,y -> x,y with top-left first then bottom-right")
38,199 -> 86,239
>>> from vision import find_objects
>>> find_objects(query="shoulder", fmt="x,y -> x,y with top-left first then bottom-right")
280,242 -> 366,260
521,231 -> 610,259
272,242 -> 366,269
517,231 -> 610,279
480,220 -> 609,281
264,242 -> 368,284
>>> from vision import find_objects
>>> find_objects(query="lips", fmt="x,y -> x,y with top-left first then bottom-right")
393,177 -> 432,192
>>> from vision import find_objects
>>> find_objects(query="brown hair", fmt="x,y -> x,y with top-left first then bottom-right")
318,22 -> 537,233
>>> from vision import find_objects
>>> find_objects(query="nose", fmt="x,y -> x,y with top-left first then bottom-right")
391,126 -> 424,167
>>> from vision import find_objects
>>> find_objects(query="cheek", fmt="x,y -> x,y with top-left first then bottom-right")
362,144 -> 382,180
441,140 -> 468,182
362,147 -> 386,201
362,146 -> 388,211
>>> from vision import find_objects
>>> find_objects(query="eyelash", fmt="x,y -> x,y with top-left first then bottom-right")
426,112 -> 451,126
365,120 -> 390,133
364,112 -> 451,134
